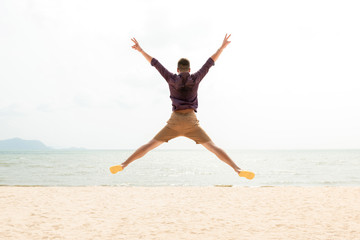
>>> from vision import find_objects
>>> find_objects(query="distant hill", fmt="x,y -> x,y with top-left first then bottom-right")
0,138 -> 51,151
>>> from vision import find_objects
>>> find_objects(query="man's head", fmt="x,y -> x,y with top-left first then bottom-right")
177,58 -> 190,73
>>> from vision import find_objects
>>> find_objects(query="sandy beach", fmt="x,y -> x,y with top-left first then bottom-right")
1,186 -> 359,240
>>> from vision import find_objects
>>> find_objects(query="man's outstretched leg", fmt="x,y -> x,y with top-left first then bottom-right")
201,140 -> 255,180
110,139 -> 163,174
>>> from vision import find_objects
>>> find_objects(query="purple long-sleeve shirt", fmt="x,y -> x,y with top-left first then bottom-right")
151,57 -> 215,112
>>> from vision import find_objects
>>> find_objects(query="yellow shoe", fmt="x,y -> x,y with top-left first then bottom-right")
239,170 -> 255,180
110,165 -> 123,174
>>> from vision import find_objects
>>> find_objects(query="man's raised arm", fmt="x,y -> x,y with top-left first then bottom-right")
131,37 -> 173,82
131,37 -> 153,63
211,34 -> 231,62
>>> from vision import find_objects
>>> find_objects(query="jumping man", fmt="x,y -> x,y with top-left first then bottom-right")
110,34 -> 255,180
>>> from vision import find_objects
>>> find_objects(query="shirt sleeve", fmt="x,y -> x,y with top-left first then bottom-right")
192,58 -> 215,83
151,58 -> 173,82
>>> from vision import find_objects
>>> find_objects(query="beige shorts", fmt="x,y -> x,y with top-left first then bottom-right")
153,109 -> 212,144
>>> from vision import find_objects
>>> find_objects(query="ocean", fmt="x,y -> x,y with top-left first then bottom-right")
0,149 -> 360,187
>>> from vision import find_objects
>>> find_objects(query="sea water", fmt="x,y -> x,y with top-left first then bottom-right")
0,149 -> 360,187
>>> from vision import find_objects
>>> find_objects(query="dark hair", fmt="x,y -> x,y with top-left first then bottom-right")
177,58 -> 190,72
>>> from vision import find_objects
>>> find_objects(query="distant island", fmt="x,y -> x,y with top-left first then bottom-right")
0,138 -> 85,151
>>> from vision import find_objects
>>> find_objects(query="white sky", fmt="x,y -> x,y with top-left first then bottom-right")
1,0 -> 360,150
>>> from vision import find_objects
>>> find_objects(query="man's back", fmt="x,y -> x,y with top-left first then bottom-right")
151,57 -> 215,112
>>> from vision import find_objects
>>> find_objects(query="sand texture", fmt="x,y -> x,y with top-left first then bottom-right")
1,186 -> 360,240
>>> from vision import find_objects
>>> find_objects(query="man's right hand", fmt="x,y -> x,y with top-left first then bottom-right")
220,33 -> 231,50
211,33 -> 232,62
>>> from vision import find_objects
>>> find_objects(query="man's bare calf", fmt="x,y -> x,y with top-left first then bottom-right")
110,139 -> 163,173
201,141 -> 242,174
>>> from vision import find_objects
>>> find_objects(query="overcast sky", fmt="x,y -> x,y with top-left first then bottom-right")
1,0 -> 360,150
